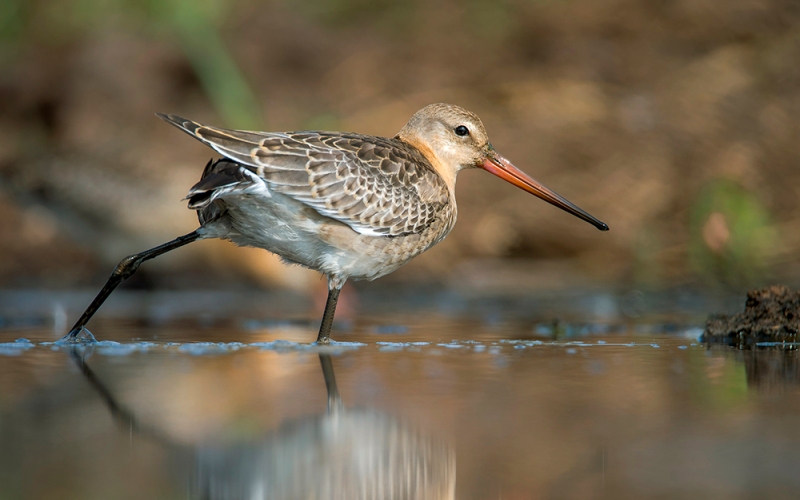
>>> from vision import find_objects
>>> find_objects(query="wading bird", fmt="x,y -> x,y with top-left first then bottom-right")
61,104 -> 608,344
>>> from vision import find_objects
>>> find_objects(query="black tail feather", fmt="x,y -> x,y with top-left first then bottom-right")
186,158 -> 251,208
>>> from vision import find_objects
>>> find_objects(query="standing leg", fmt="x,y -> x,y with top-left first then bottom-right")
60,230 -> 202,342
68,347 -> 141,431
67,347 -> 175,445
315,276 -> 345,344
318,354 -> 343,413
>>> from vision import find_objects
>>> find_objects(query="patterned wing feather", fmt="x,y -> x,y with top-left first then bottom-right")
158,114 -> 451,236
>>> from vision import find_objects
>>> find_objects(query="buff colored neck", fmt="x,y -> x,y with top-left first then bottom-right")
397,133 -> 460,196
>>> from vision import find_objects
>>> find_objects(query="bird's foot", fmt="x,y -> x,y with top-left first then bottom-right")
55,327 -> 97,345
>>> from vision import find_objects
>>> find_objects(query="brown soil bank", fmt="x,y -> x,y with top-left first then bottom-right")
704,286 -> 800,347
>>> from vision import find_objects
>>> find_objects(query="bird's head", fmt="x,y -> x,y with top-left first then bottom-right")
397,103 -> 608,231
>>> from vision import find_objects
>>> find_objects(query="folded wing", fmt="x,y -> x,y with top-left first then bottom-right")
158,114 -> 450,237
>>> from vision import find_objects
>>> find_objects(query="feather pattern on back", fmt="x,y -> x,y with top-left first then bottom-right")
158,114 -> 453,237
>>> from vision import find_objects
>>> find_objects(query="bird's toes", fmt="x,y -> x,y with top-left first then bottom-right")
56,327 -> 98,345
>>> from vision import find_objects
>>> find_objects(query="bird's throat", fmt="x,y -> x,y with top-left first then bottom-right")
398,135 -> 459,194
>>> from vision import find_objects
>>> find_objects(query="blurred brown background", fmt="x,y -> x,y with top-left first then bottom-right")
1,0 -> 798,294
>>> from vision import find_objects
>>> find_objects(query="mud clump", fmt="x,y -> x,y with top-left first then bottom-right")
704,285 -> 800,347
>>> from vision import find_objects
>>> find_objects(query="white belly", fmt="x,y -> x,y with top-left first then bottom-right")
198,191 -> 441,281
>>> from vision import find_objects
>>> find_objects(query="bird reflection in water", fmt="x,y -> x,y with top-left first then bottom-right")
67,348 -> 455,499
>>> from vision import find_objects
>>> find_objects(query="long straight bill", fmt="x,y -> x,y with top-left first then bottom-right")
482,153 -> 609,231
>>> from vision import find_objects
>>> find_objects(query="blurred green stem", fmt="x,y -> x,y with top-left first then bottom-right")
166,1 -> 264,129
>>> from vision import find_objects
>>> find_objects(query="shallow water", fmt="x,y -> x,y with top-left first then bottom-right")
2,290 -> 800,499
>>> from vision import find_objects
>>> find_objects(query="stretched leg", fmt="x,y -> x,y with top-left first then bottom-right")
315,277 -> 344,344
60,230 -> 202,342
68,347 -> 140,430
67,348 -> 175,445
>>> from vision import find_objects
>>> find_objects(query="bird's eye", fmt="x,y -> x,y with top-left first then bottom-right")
454,125 -> 469,137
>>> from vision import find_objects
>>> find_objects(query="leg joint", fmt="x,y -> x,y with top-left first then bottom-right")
113,254 -> 142,279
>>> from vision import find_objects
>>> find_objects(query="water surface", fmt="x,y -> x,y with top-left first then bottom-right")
1,291 -> 799,499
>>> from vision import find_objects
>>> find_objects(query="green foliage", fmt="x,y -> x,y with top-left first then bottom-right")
0,0 -> 25,44
689,179 -> 778,287
686,349 -> 750,411
142,0 -> 264,129
1,0 -> 263,129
